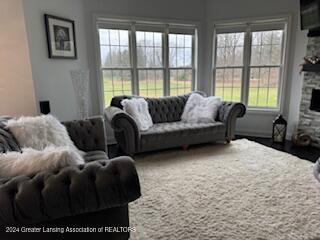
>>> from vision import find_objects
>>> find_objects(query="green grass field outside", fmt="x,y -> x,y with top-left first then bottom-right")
103,79 -> 192,105
215,87 -> 278,107
103,78 -> 278,108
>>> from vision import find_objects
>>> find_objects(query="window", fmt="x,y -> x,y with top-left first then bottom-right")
99,29 -> 132,105
97,21 -> 196,106
215,32 -> 244,102
249,30 -> 283,107
213,20 -> 287,110
169,33 -> 194,95
136,31 -> 164,97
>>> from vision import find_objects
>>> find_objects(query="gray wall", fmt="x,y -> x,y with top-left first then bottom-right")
22,0 -> 308,139
23,0 -> 89,121
287,26 -> 308,137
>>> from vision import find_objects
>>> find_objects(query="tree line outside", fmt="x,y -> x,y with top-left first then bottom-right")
214,31 -> 282,107
102,34 -> 193,104
101,30 -> 281,107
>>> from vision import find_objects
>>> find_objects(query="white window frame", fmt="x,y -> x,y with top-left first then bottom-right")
211,16 -> 291,113
94,16 -> 198,109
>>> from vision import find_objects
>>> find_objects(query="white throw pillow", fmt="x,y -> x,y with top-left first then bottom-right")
121,98 -> 153,131
6,115 -> 83,155
0,146 -> 84,178
181,93 -> 222,123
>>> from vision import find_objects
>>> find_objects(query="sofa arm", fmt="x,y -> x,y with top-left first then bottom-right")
217,102 -> 246,141
0,157 -> 141,226
314,159 -> 320,183
63,116 -> 107,152
105,107 -> 140,155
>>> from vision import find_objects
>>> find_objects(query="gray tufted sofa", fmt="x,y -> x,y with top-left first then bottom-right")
105,92 -> 246,155
0,116 -> 141,240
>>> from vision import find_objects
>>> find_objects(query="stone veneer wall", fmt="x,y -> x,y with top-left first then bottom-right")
298,37 -> 320,148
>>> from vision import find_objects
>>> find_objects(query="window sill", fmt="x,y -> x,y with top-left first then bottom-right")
246,107 -> 280,115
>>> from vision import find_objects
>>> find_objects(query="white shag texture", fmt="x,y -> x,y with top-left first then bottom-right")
130,139 -> 320,240
181,93 -> 221,123
0,146 -> 84,178
2,115 -> 85,178
121,98 -> 153,131
6,115 -> 83,155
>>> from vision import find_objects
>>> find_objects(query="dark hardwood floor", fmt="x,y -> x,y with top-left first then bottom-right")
108,136 -> 320,163
236,135 -> 320,163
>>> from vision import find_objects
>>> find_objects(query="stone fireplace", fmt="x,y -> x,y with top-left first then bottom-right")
310,88 -> 320,111
298,38 -> 320,147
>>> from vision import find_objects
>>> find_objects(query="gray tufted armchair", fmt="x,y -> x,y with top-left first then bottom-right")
105,92 -> 246,155
0,116 -> 141,240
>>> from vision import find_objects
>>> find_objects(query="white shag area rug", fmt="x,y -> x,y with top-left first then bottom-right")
129,139 -> 320,240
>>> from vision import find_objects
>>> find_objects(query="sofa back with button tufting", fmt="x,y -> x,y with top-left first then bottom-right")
110,92 -> 206,124
63,116 -> 107,152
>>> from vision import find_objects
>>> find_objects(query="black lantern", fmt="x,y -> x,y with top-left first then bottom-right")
272,115 -> 287,144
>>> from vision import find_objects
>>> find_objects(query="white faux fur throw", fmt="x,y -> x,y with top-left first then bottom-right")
0,146 -> 84,178
121,98 -> 153,131
181,93 -> 221,123
2,115 -> 85,178
6,115 -> 83,155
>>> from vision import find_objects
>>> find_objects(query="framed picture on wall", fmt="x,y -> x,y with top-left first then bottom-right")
44,14 -> 77,59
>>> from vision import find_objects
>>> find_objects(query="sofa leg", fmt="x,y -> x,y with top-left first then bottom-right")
182,145 -> 189,151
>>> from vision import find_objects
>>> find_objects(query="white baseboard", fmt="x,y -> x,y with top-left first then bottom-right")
236,129 -> 271,138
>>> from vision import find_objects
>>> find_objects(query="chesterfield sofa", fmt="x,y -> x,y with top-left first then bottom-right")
0,116 -> 141,240
105,92 -> 246,155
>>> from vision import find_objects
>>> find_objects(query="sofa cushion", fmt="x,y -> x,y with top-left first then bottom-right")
84,151 -> 108,162
140,121 -> 226,148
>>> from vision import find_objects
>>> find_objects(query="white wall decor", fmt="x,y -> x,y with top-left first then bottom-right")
70,70 -> 90,119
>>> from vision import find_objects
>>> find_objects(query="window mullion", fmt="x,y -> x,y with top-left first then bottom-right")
191,34 -> 196,91
130,23 -> 139,95
278,25 -> 287,111
212,29 -> 218,95
241,25 -> 252,105
163,25 -> 170,96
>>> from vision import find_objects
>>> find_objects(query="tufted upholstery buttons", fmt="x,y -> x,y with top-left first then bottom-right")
100,161 -> 106,167
0,116 -> 142,227
63,116 -> 107,153
0,157 -> 141,226
110,94 -> 194,123
146,95 -> 190,123
107,92 -> 211,154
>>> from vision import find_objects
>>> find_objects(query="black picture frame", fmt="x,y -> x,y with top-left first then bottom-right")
44,14 -> 77,59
